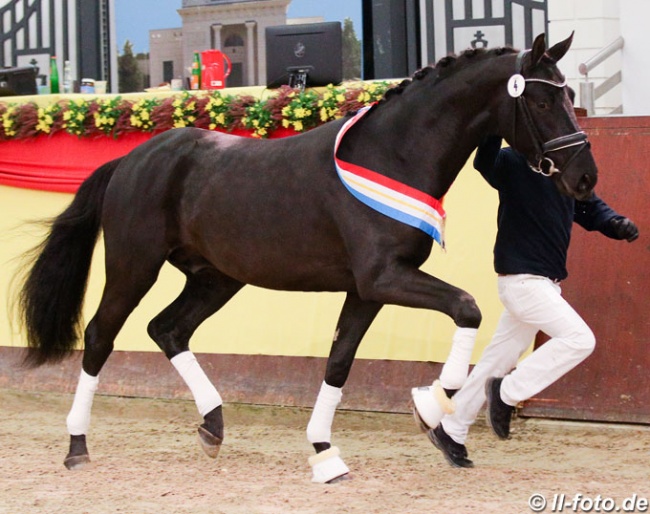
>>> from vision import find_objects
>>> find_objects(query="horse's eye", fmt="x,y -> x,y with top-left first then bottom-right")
537,101 -> 549,110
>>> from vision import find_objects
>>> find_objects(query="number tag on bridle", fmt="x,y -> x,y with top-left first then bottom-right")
507,74 -> 526,97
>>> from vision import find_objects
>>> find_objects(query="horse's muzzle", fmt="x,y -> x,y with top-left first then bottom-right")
557,172 -> 596,201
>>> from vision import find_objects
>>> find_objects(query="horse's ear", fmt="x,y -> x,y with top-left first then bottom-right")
546,32 -> 574,63
529,33 -> 547,68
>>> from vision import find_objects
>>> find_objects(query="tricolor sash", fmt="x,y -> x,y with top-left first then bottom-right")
334,106 -> 446,248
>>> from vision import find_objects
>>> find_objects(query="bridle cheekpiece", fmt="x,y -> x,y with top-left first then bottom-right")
510,50 -> 589,177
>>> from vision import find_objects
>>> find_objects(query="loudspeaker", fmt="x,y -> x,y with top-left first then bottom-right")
0,66 -> 38,96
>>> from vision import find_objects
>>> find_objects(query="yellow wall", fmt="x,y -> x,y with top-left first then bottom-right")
1,160 -> 501,363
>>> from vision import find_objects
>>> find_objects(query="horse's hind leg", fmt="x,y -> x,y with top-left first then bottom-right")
146,264 -> 244,458
64,253 -> 166,470
306,292 -> 382,483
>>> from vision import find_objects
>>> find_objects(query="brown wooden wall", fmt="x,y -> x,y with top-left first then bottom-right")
521,116 -> 650,424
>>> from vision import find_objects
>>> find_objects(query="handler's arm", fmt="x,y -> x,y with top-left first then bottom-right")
473,136 -> 506,188
574,194 -> 639,241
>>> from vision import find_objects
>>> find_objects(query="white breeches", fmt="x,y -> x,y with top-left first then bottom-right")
442,274 -> 595,444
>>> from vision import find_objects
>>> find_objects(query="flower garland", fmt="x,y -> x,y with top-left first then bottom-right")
0,82 -> 394,141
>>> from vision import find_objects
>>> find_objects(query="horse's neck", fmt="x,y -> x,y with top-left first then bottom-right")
347,60 -> 509,199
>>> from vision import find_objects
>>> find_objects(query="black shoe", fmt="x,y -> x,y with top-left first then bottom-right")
485,377 -> 515,440
427,425 -> 474,468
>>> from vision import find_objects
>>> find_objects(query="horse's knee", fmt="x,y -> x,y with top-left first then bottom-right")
453,292 -> 482,328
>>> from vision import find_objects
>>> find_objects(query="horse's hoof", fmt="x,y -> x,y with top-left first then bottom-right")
326,472 -> 351,484
197,425 -> 223,458
308,446 -> 350,484
411,403 -> 431,433
63,453 -> 91,470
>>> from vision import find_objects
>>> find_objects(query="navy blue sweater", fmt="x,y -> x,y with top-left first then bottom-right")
474,136 -> 623,281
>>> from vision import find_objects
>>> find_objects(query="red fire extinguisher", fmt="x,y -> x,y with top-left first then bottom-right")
201,49 -> 232,90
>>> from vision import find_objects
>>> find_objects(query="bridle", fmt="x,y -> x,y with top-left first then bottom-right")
511,50 -> 590,177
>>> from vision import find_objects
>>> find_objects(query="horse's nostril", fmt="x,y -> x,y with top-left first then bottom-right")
578,173 -> 594,194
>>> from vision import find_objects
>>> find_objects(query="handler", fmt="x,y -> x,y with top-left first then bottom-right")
429,135 -> 639,468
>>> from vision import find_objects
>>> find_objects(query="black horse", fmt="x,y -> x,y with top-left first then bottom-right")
17,33 -> 596,481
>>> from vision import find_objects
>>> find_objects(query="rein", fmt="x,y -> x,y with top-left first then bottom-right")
512,50 -> 589,176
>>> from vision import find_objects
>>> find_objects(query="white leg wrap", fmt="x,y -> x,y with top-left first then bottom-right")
66,369 -> 99,436
306,382 -> 342,444
439,327 -> 478,390
411,379 -> 456,430
308,446 -> 350,483
171,351 -> 222,416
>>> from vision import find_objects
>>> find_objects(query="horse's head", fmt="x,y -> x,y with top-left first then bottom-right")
499,33 -> 597,200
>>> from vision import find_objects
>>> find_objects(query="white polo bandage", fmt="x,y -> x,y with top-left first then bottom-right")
306,382 -> 342,444
171,351 -> 222,416
66,369 -> 99,436
439,327 -> 478,390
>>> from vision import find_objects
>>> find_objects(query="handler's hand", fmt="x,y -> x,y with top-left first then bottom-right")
610,217 -> 639,242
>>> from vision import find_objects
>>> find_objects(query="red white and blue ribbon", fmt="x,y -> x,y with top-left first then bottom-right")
334,106 -> 446,247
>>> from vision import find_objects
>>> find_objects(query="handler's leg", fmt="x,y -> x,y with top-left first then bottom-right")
484,277 -> 594,439
441,308 -> 537,444
497,279 -> 595,406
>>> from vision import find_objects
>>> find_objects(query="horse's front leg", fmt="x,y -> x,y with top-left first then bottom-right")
306,293 -> 382,483
357,265 -> 482,432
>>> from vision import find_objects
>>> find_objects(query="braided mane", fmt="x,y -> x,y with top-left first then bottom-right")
380,46 -> 518,103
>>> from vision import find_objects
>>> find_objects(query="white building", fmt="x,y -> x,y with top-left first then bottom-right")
150,0 -> 291,88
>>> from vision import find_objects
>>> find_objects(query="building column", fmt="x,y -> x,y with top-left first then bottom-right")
211,23 -> 223,50
245,20 -> 256,85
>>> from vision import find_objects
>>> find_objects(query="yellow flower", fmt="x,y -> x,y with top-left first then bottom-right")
140,111 -> 150,120
174,108 -> 183,117
209,123 -> 217,130
215,113 -> 225,125
336,94 -> 345,103
282,118 -> 290,128
63,111 -> 72,121
76,113 -> 84,121
172,99 -> 182,108
35,120 -> 51,133
293,120 -> 303,131
130,115 -> 141,127
320,108 -> 328,122
294,107 -> 306,119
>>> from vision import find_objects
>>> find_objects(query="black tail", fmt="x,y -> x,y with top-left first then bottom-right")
17,158 -> 122,367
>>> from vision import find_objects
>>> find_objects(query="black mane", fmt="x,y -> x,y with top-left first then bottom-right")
381,46 -> 518,103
